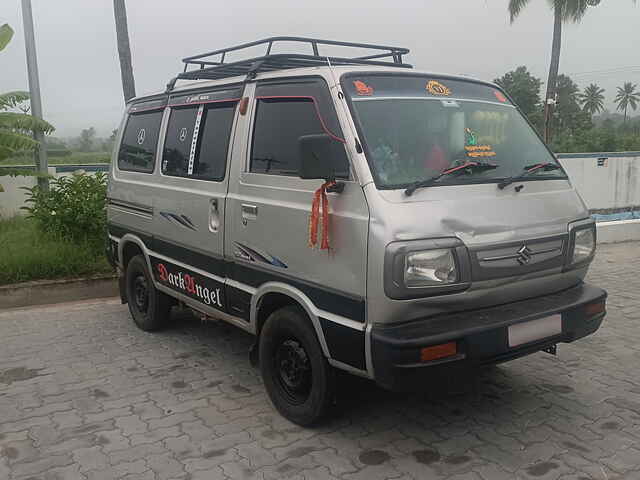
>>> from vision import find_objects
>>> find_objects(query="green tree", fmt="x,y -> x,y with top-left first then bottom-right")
508,0 -> 636,142
615,82 -> 640,123
79,127 -> 96,152
494,66 -> 542,117
0,24 -> 54,192
555,74 -> 591,132
578,83 -> 606,116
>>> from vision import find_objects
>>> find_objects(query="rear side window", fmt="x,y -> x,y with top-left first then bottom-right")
250,91 -> 349,178
162,103 -> 236,181
162,107 -> 197,177
118,110 -> 163,173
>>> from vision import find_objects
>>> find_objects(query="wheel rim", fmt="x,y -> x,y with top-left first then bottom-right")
133,274 -> 149,314
274,338 -> 312,405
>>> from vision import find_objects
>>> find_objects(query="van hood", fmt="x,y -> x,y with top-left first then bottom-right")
372,179 -> 588,246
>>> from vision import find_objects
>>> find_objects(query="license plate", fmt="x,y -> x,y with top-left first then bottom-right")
508,315 -> 562,348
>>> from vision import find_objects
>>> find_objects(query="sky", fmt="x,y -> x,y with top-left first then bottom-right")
1,0 -> 639,137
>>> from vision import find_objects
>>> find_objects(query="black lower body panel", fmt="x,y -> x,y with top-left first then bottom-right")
371,282 -> 607,391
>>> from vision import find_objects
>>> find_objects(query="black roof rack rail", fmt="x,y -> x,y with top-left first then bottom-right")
170,36 -> 411,87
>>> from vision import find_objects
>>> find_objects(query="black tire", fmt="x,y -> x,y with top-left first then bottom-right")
259,305 -> 335,426
125,255 -> 172,332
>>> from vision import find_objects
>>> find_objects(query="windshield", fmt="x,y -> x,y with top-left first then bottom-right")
343,74 -> 566,189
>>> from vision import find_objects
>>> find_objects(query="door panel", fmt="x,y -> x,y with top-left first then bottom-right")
151,92 -> 241,314
225,79 -> 369,323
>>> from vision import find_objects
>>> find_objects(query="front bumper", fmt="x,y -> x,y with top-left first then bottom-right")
371,282 -> 607,391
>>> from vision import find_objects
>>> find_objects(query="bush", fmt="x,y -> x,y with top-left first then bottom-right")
21,171 -> 107,244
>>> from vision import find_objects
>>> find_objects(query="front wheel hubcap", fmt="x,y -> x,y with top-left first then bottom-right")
275,339 -> 312,404
133,275 -> 149,313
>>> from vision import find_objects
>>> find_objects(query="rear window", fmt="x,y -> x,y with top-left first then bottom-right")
118,110 -> 163,173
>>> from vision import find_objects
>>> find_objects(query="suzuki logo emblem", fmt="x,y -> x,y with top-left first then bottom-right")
517,245 -> 533,265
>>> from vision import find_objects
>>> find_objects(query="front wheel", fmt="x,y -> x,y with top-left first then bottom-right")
125,255 -> 172,332
259,306 -> 335,426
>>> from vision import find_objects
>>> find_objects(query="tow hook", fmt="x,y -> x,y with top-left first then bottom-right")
543,344 -> 557,356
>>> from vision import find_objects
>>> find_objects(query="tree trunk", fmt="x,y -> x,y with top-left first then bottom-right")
113,0 -> 136,102
544,5 -> 563,143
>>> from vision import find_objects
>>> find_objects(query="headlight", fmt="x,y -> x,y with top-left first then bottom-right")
405,249 -> 458,287
572,227 -> 596,264
385,238 -> 470,299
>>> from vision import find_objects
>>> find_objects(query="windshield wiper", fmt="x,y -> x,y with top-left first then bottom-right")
497,162 -> 563,190
404,161 -> 498,196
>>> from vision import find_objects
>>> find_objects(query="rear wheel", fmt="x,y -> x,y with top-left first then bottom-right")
125,255 -> 172,331
259,306 -> 334,426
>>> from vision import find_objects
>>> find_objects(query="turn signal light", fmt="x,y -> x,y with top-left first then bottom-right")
585,301 -> 606,316
420,342 -> 457,362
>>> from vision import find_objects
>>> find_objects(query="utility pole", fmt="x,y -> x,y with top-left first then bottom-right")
113,0 -> 136,102
21,0 -> 48,190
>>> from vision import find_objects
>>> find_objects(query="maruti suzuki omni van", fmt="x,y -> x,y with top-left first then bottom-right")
106,37 -> 607,425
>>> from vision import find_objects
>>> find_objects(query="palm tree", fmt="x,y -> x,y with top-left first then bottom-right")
113,0 -> 136,102
508,0 -> 635,141
0,24 -> 54,192
615,82 -> 640,123
578,83 -> 606,116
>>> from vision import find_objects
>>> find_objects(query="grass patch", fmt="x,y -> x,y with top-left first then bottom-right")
0,216 -> 113,285
0,151 -> 111,166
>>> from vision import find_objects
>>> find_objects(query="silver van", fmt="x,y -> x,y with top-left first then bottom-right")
107,37 -> 607,425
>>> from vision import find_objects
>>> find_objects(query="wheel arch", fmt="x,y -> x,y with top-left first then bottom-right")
118,234 -> 153,274
251,282 -> 331,358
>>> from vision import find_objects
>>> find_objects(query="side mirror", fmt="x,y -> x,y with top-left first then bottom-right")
298,134 -> 336,181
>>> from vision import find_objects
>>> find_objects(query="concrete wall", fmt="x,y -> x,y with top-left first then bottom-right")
1,153 -> 639,217
0,164 -> 109,218
557,152 -> 640,212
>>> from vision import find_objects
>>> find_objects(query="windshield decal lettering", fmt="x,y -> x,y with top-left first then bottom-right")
465,145 -> 497,158
353,80 -> 374,96
426,80 -> 451,96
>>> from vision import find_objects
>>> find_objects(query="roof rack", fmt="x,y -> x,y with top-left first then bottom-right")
171,36 -> 411,86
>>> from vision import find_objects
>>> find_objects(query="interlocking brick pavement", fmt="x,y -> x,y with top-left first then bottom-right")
1,241 -> 639,479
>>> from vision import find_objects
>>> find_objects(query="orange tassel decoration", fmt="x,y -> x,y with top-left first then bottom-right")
308,181 -> 335,250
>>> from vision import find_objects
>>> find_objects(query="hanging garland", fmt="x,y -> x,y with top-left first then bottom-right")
308,181 -> 336,250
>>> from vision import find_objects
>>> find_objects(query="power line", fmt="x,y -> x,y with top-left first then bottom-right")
568,66 -> 640,77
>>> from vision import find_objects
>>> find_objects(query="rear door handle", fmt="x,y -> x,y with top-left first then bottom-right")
209,199 -> 220,233
241,204 -> 258,225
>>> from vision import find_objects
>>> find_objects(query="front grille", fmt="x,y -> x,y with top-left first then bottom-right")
470,235 -> 567,281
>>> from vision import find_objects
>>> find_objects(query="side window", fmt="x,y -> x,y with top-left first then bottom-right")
250,98 -> 349,178
193,104 -> 235,181
118,110 -> 163,173
162,103 -> 236,181
162,106 -> 198,177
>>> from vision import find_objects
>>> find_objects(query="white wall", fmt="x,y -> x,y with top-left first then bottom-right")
2,154 -> 639,218
0,166 -> 107,218
558,153 -> 640,212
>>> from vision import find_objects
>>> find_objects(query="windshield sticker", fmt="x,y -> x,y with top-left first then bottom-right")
494,90 -> 508,103
353,80 -> 374,96
464,128 -> 496,157
465,127 -> 478,146
426,80 -> 451,96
